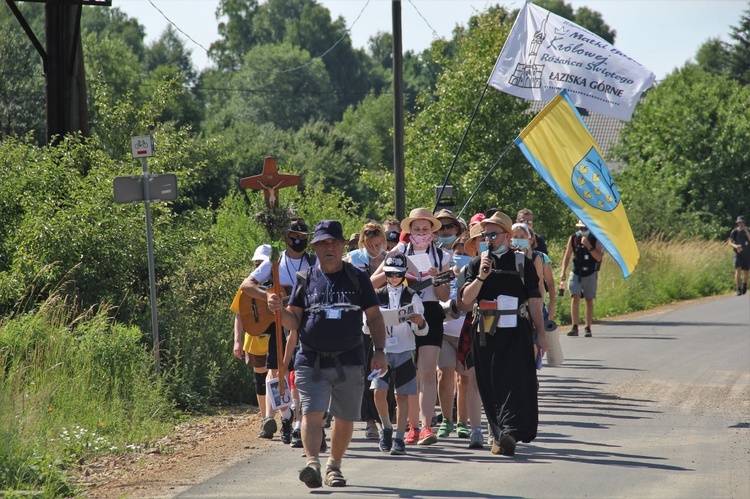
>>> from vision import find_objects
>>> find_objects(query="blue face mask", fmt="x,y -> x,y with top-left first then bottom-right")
438,234 -> 458,246
478,242 -> 488,253
577,230 -> 590,237
452,254 -> 472,270
512,238 -> 530,249
492,244 -> 507,255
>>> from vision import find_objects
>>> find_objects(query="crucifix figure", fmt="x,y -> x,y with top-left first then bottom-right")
237,156 -> 300,397
240,157 -> 300,209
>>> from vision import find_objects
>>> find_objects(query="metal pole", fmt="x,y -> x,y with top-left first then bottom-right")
142,157 -> 161,376
392,0 -> 405,220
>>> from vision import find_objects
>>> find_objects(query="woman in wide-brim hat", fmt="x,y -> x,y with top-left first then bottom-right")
374,207 -> 451,446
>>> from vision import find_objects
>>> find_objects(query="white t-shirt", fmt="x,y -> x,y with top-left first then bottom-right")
249,250 -> 314,288
364,284 -> 426,354
396,242 -> 451,303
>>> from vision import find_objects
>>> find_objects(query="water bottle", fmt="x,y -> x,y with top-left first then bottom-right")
557,283 -> 565,297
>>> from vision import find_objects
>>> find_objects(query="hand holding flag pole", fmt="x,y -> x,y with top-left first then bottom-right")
240,157 -> 300,395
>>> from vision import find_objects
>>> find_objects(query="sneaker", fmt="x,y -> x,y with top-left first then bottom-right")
584,326 -> 592,337
456,422 -> 470,438
469,428 -> 484,449
487,433 -> 495,446
498,433 -> 516,456
290,428 -> 303,448
417,426 -> 438,445
390,437 -> 406,455
320,428 -> 327,453
739,288 -> 744,296
437,418 -> 454,437
404,426 -> 419,445
379,428 -> 393,452
566,325 -> 579,336
280,411 -> 294,444
299,465 -> 322,489
365,420 -> 379,440
743,283 -> 748,295
259,417 -> 276,439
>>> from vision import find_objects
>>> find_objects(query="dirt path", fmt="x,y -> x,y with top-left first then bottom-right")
74,406 -> 274,498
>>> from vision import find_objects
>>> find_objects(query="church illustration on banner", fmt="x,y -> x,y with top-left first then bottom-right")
508,13 -> 553,89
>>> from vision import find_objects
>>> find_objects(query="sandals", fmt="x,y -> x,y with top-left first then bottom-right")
324,467 -> 347,487
299,465 -> 322,489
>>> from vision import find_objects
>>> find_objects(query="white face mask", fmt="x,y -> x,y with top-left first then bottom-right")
577,229 -> 590,237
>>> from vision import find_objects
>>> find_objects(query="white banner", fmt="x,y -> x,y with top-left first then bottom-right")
488,2 -> 655,121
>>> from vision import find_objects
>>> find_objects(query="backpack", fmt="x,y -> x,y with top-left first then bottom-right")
571,233 -> 601,277
480,249 -> 526,285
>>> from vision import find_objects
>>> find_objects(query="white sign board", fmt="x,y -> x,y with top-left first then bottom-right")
131,135 -> 154,159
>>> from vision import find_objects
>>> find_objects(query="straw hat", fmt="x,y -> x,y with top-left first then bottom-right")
468,223 -> 484,240
400,207 -> 442,233
480,211 -> 513,235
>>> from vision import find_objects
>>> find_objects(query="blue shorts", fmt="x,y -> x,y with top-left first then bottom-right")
295,364 -> 364,421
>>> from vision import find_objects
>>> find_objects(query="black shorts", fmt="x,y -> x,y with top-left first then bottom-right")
735,252 -> 750,271
416,301 -> 445,349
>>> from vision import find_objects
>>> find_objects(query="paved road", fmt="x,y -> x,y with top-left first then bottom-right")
181,294 -> 749,498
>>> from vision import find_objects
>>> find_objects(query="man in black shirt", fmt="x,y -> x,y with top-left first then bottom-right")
459,211 -> 547,457
728,215 -> 750,295
269,220 -> 387,489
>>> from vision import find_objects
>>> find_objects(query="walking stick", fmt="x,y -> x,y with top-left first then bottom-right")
240,157 -> 300,396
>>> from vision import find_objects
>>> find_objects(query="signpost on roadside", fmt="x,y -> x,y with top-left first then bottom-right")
113,135 -> 178,376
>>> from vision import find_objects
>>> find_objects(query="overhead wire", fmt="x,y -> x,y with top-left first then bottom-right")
147,0 -> 372,75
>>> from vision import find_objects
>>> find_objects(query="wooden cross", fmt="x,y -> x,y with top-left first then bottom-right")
240,157 -> 300,209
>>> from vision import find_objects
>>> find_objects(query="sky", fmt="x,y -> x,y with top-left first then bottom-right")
117,0 -> 748,81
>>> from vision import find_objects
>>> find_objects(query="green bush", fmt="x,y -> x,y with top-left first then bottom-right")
552,237 -> 734,325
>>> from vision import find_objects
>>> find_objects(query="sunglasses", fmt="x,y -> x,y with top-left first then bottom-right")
364,228 -> 381,237
483,231 -> 506,241
440,223 -> 458,230
384,272 -> 406,278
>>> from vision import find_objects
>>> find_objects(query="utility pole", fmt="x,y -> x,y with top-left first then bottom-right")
6,0 -> 111,144
392,0 -> 405,220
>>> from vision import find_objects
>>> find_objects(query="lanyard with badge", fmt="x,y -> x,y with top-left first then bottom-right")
319,266 -> 343,319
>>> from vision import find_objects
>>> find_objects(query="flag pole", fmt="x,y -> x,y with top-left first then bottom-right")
433,84 -> 489,213
456,139 -> 516,219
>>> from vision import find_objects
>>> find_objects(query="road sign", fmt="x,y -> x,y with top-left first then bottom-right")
131,135 -> 155,159
113,174 -> 178,204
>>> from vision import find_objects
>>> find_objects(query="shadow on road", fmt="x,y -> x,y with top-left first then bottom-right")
528,367 -> 692,472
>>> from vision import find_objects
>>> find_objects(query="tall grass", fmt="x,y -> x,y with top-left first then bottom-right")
0,292 -> 175,496
550,237 -> 734,325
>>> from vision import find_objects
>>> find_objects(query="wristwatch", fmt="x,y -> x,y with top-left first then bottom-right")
374,347 -> 385,353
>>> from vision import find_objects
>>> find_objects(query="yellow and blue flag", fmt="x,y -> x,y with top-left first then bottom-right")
515,90 -> 639,277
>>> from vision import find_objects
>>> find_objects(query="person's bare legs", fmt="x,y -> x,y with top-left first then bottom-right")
329,417 -> 353,461
437,366 -> 456,425
456,372 -> 469,426
302,411 -> 324,459
418,345 -> 440,429
570,294 -> 581,327
584,298 -> 595,329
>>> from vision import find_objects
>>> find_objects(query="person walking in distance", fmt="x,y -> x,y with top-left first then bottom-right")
560,220 -> 604,337
268,220 -> 387,489
728,215 -> 750,295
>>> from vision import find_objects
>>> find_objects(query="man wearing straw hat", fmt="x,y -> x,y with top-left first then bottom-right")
458,211 -> 546,457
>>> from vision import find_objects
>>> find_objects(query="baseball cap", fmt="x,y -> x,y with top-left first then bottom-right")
310,220 -> 346,244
